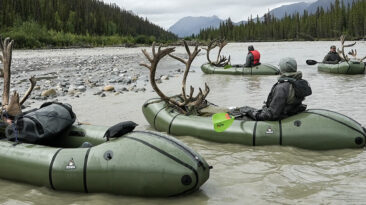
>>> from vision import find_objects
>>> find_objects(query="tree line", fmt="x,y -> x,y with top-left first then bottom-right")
0,0 -> 177,48
197,0 -> 366,41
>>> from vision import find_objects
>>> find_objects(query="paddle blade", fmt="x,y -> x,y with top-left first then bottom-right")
224,64 -> 232,69
212,113 -> 235,132
306,60 -> 318,65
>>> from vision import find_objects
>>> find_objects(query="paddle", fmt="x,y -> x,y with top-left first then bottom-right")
224,64 -> 232,69
212,113 -> 235,132
306,59 -> 318,65
224,64 -> 243,69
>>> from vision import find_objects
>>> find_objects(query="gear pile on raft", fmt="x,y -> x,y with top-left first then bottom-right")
0,37 -> 210,197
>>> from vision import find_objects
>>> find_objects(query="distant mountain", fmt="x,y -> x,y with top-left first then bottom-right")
170,0 -> 359,38
306,0 -> 357,13
269,2 -> 310,19
270,0 -> 359,18
168,16 -> 223,38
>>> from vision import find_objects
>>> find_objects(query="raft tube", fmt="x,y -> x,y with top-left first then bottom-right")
0,124 -> 209,197
317,61 -> 365,74
142,98 -> 366,150
201,63 -> 280,75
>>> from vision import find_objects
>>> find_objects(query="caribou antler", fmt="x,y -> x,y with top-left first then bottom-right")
203,39 -> 230,67
360,56 -> 366,62
141,41 -> 210,114
349,49 -> 357,58
19,76 -> 37,105
168,40 -> 209,108
0,37 -> 13,108
348,49 -> 366,62
202,40 -> 218,64
337,35 -> 356,62
140,43 -> 187,113
0,37 -> 37,117
215,39 -> 230,66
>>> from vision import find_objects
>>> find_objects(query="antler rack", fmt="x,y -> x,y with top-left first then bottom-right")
203,39 -> 230,67
140,41 -> 210,114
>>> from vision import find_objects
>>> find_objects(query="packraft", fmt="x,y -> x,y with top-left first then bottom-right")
142,98 -> 366,150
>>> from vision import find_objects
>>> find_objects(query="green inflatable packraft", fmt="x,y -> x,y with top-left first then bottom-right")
142,98 -> 366,150
201,63 -> 280,75
0,124 -> 210,196
318,61 -> 365,74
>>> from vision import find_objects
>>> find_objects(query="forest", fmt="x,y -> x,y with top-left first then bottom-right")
0,0 -> 177,48
197,0 -> 366,41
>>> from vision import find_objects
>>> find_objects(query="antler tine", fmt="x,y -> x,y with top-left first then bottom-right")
19,76 -> 37,105
0,36 -> 4,51
183,40 -> 191,56
360,56 -> 366,62
1,37 -> 13,108
348,49 -> 357,58
191,44 -> 201,60
344,42 -> 356,47
152,42 -> 156,57
168,53 -> 186,64
6,91 -> 22,116
340,35 -> 345,45
157,44 -> 162,56
141,49 -> 153,64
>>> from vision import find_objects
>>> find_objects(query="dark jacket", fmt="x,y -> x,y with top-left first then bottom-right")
244,52 -> 254,67
247,73 -> 311,121
323,51 -> 342,64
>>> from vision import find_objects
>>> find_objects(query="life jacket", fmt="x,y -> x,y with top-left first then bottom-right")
249,50 -> 260,65
265,77 -> 312,116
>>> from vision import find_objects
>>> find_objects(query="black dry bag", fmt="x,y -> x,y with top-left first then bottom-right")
103,121 -> 138,141
5,102 -> 76,143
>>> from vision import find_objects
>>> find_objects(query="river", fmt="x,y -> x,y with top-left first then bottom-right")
1,41 -> 366,205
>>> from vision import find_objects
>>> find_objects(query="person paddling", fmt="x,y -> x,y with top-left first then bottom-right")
244,45 -> 261,67
322,45 -> 342,64
232,57 -> 312,121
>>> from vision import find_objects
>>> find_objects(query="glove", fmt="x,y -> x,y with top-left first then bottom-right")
246,110 -> 257,120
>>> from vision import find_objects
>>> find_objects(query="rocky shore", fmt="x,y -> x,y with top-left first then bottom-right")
2,47 -> 195,109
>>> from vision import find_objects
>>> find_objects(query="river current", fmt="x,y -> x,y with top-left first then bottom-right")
1,41 -> 366,205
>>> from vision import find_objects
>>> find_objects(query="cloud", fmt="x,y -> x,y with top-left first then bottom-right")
102,0 -> 316,29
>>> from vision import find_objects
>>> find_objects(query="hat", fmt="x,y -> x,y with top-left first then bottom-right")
330,45 -> 336,49
279,57 -> 297,73
248,45 -> 254,51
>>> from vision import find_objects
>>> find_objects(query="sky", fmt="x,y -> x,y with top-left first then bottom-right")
102,0 -> 316,29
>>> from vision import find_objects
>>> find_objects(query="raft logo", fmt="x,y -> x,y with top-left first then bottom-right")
266,127 -> 274,134
66,158 -> 76,169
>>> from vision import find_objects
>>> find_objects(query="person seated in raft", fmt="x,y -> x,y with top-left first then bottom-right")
234,57 -> 312,121
244,45 -> 261,67
322,45 -> 342,64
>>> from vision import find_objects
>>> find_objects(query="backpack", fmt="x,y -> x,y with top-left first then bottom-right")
5,102 -> 76,143
285,78 -> 312,99
265,78 -> 312,108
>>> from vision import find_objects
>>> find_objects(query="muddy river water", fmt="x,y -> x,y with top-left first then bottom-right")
1,41 -> 366,205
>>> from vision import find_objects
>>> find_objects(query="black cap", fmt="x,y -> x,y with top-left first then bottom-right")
248,45 -> 254,51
